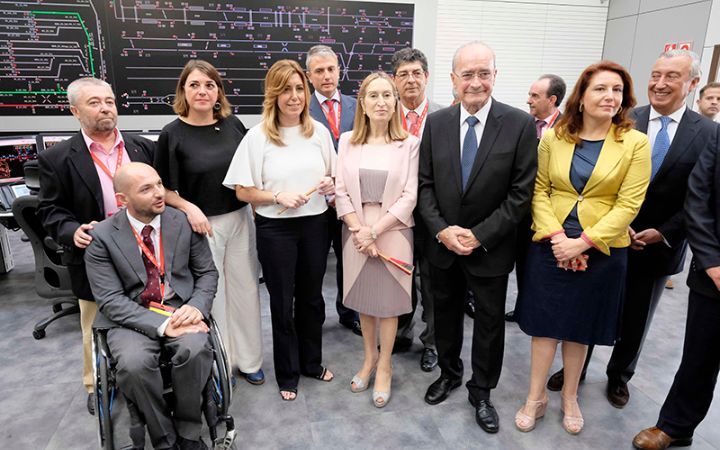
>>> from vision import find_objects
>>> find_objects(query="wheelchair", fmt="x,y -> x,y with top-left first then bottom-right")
93,316 -> 236,449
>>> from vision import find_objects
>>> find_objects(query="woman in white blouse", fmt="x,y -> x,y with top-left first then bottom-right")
223,59 -> 336,401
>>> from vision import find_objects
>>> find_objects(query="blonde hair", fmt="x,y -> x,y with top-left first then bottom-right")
173,59 -> 231,120
262,60 -> 314,146
350,72 -> 408,145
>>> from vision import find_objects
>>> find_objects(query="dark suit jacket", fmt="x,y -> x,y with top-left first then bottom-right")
37,131 -> 155,300
309,92 -> 357,150
418,99 -> 537,277
684,120 -> 720,298
85,207 -> 218,337
629,106 -> 715,276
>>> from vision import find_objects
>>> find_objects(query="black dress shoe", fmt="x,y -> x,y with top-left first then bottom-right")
607,380 -> 629,408
87,392 -> 95,415
504,310 -> 516,322
464,299 -> 476,319
340,319 -> 362,337
420,348 -> 438,372
475,399 -> 500,433
546,368 -> 587,392
425,375 -> 462,405
177,436 -> 208,450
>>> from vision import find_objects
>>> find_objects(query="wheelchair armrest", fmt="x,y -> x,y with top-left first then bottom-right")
43,236 -> 64,255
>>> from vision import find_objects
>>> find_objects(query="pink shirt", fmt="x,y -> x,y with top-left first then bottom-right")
81,128 -> 130,217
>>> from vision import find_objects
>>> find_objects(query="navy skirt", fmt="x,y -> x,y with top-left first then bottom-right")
515,242 -> 627,346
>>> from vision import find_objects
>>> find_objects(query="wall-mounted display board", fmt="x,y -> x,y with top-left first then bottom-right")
0,0 -> 414,117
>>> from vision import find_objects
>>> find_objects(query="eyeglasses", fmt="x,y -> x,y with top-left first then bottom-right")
455,71 -> 493,82
395,70 -> 426,80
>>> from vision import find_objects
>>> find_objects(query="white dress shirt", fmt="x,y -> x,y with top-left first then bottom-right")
401,97 -> 429,137
648,104 -> 686,150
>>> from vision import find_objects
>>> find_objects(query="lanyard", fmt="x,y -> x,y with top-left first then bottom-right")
90,143 -> 125,208
402,102 -> 429,137
90,142 -> 124,180
323,99 -> 342,140
130,225 -> 166,303
546,109 -> 560,129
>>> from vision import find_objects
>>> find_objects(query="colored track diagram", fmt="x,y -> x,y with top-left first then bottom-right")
0,0 -> 414,116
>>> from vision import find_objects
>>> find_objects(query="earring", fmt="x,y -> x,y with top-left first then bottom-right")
213,102 -> 221,111
579,103 -> 584,113
616,106 -> 623,114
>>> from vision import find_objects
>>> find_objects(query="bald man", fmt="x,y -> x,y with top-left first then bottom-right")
86,162 -> 218,450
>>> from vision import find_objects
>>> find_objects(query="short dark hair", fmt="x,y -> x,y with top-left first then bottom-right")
391,48 -> 429,75
699,81 -> 720,98
539,74 -> 566,107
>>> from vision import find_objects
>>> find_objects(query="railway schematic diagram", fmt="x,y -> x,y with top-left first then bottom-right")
0,0 -> 105,115
0,0 -> 414,116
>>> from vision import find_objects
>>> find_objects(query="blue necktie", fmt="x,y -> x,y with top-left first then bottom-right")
461,116 -> 480,190
651,116 -> 672,180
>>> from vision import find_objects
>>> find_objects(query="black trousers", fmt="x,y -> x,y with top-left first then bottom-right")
657,289 -> 720,438
606,265 -> 669,383
256,214 -> 328,390
430,260 -> 508,404
396,244 -> 435,348
326,208 -> 358,324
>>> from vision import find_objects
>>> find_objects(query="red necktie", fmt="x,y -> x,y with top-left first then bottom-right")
406,111 -> 420,137
139,225 -> 162,306
324,99 -> 340,140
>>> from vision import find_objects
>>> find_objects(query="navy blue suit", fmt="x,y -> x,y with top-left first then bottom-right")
309,91 -> 358,324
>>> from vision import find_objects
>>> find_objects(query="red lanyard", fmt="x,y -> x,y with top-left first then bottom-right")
323,99 -> 342,140
90,142 -> 124,180
402,102 -> 429,137
546,109 -> 560,129
130,225 -> 166,302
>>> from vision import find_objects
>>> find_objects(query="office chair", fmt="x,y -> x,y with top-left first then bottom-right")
12,161 -> 78,339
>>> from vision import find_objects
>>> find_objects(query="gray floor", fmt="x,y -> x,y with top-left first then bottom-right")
1,228 -> 719,450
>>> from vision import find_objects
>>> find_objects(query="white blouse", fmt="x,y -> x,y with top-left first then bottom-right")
223,120 -> 337,218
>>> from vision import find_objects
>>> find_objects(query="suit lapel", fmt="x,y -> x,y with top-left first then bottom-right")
339,94 -> 355,133
632,106 -> 650,134
344,144 -> 365,224
463,102 -> 501,195
69,135 -> 104,215
583,126 -> 625,193
111,212 -> 148,284
441,105 -> 463,195
381,141 -> 404,214
160,210 -> 179,287
652,110 -> 701,183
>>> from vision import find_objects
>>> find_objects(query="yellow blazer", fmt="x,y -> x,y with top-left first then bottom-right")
531,124 -> 651,255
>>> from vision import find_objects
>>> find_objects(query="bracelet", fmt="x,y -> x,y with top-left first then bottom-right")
370,226 -> 378,240
273,192 -> 280,205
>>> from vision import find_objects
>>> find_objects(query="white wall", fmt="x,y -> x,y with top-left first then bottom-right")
432,0 -> 608,109
602,0 -> 714,106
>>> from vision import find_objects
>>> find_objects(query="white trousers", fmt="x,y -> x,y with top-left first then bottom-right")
207,207 -> 262,372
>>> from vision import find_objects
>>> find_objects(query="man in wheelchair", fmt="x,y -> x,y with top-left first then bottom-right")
85,162 -> 219,450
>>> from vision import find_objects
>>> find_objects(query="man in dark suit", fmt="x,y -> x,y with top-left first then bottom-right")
418,41 -> 537,433
86,162 -> 218,450
505,73 -> 566,323
546,51 -> 713,408
37,77 -> 155,414
305,45 -> 360,336
390,47 -> 444,372
632,115 -> 720,450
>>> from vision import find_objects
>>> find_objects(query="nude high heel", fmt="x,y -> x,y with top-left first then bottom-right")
561,394 -> 584,435
515,396 -> 548,432
350,367 -> 376,393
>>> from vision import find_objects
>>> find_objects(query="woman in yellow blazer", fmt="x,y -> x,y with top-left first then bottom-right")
514,61 -> 650,435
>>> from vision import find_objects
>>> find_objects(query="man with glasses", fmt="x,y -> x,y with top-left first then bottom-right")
390,48 -> 444,372
418,41 -> 536,432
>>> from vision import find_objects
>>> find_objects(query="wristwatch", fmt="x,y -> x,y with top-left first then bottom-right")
272,192 -> 280,205
370,226 -> 378,240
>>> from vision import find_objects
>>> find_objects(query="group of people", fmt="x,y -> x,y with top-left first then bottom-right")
34,38 -> 720,450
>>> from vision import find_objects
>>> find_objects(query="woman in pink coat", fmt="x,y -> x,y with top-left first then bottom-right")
335,71 -> 420,408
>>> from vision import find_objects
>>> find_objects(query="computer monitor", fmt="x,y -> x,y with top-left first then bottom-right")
36,133 -> 75,152
0,135 -> 38,180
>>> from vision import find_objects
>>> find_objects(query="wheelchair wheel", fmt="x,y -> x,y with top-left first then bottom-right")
207,316 -> 236,449
95,336 -> 115,450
